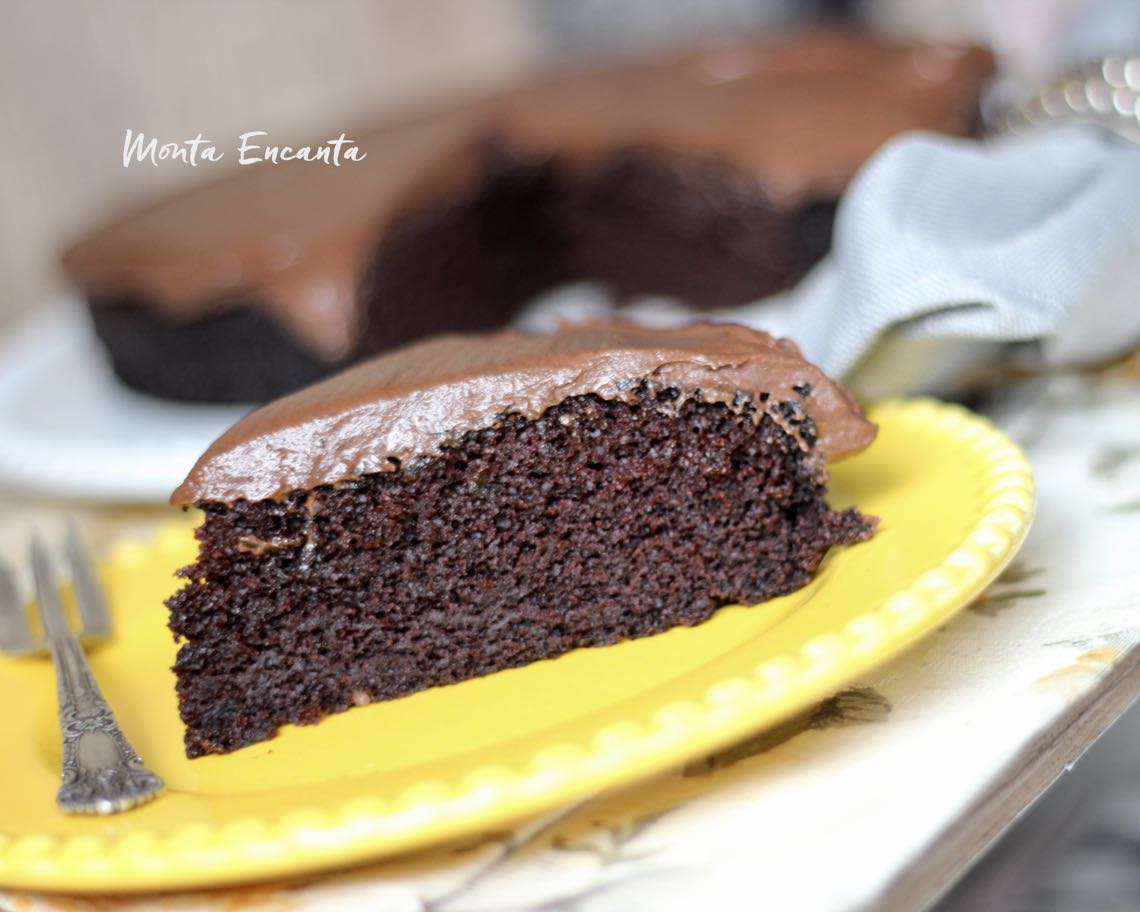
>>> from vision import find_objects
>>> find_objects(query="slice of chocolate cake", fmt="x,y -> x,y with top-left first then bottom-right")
168,322 -> 877,757
65,28 -> 993,403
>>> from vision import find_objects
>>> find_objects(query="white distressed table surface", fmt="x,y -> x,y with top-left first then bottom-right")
1,364 -> 1138,912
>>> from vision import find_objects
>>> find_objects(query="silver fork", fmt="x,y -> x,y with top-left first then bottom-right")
0,523 -> 163,814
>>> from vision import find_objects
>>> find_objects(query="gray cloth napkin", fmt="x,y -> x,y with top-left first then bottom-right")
738,124 -> 1140,395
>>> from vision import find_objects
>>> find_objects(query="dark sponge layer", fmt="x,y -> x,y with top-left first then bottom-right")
168,387 -> 873,756
89,300 -> 337,404
359,146 -> 837,356
93,148 -> 837,403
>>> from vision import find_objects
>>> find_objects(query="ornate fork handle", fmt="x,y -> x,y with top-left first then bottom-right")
49,632 -> 163,814
33,538 -> 162,814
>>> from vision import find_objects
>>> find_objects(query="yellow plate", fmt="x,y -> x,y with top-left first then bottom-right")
0,399 -> 1034,893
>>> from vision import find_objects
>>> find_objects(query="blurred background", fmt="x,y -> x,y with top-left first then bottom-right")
0,0 -> 1098,332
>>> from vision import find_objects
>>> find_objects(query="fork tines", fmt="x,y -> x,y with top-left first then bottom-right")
0,522 -> 111,652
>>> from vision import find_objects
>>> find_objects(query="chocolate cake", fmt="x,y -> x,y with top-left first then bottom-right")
65,29 -> 993,403
167,321 -> 877,756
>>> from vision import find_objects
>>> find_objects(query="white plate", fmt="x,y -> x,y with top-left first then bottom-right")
0,301 -> 249,503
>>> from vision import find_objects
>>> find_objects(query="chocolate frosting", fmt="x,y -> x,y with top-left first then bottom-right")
65,29 -> 993,359
172,321 -> 877,506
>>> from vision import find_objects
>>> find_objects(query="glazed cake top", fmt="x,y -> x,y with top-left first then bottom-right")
172,321 -> 878,505
66,29 -> 992,359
